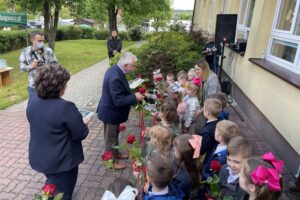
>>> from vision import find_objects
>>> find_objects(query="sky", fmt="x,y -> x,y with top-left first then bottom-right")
173,0 -> 195,10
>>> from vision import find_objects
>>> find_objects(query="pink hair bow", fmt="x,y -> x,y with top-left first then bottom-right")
188,135 -> 202,159
192,77 -> 202,87
261,152 -> 284,173
251,166 -> 281,192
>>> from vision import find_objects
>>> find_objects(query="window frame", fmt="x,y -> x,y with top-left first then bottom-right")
236,0 -> 255,40
266,0 -> 300,74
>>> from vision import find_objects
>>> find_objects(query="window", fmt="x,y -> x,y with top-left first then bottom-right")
236,0 -> 256,40
267,0 -> 300,74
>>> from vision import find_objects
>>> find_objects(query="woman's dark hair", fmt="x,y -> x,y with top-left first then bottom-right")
35,64 -> 70,99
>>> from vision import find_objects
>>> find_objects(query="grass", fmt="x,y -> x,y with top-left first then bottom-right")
0,39 -> 134,109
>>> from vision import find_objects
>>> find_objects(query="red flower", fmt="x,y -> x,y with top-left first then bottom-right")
138,87 -> 147,94
127,134 -> 136,144
210,160 -> 222,172
119,124 -> 126,132
155,76 -> 163,82
101,151 -> 113,161
155,93 -> 163,100
42,183 -> 57,195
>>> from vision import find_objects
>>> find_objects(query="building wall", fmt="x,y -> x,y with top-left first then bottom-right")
193,0 -> 300,166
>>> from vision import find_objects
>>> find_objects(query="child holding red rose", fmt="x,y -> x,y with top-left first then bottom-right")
203,120 -> 240,179
218,136 -> 253,199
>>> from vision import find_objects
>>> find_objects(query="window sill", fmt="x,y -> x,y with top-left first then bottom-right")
225,44 -> 245,56
249,58 -> 300,89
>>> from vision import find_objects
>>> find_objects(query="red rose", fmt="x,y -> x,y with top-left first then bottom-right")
210,160 -> 222,172
42,183 -> 57,195
155,93 -> 162,100
138,87 -> 146,94
127,134 -> 136,144
155,76 -> 163,82
101,151 -> 113,161
119,124 -> 126,132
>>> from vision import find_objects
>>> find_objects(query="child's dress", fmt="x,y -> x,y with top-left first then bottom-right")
183,96 -> 200,134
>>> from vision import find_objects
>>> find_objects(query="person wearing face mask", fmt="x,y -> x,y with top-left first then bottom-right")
19,31 -> 58,98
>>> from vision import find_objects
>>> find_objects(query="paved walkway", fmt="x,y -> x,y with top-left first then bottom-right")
0,40 -> 299,199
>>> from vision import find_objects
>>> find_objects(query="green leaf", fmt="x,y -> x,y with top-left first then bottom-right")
53,193 -> 64,200
207,176 -> 213,184
210,183 -> 219,197
113,146 -> 121,149
223,196 -> 234,200
34,194 -> 42,200
104,160 -> 113,169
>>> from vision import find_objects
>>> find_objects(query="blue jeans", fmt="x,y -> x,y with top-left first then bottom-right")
45,166 -> 78,200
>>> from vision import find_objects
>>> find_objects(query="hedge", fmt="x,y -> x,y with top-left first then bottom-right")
0,30 -> 28,53
0,26 -> 130,53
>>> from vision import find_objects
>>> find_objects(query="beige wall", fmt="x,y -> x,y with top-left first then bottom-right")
193,0 -> 300,153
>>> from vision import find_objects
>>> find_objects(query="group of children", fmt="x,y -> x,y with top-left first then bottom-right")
103,68 -> 284,200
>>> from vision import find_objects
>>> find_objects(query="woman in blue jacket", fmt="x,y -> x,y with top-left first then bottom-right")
27,64 -> 89,200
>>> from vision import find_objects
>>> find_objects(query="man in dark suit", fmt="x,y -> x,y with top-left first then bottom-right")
97,52 -> 143,169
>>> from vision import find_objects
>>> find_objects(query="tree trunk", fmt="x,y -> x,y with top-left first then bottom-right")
43,0 -> 61,51
107,0 -> 118,32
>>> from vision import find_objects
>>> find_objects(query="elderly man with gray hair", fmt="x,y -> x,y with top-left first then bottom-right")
97,52 -> 143,170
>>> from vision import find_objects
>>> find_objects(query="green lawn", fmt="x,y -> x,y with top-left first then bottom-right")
0,39 -> 134,109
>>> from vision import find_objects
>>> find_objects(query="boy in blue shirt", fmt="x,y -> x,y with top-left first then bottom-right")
144,154 -> 185,200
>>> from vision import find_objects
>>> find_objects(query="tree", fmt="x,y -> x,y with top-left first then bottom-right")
16,0 -> 83,50
149,0 -> 172,32
90,0 -> 170,32
76,0 -> 107,28
0,0 -> 22,11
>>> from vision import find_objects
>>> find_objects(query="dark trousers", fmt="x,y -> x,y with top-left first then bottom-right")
45,166 -> 78,200
103,123 -> 120,158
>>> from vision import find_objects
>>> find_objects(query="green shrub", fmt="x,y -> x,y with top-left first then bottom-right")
80,27 -> 95,39
118,31 -> 128,41
169,20 -> 188,34
63,26 -> 82,40
0,30 -> 28,53
124,32 -> 203,81
128,26 -> 145,41
55,26 -> 83,40
93,30 -> 109,40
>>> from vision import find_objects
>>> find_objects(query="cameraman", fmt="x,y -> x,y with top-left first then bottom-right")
203,34 -> 221,74
20,31 -> 58,98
